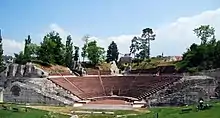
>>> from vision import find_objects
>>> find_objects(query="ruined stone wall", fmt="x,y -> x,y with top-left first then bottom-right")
3,83 -> 64,105
0,63 -> 48,79
148,76 -> 218,106
0,63 -> 80,105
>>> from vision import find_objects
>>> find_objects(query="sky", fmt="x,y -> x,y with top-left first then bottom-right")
0,0 -> 220,57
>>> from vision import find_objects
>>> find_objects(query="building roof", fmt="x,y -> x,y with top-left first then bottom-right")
119,56 -> 132,63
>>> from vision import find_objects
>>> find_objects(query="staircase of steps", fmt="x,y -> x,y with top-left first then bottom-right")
147,78 -> 192,100
138,78 -> 180,100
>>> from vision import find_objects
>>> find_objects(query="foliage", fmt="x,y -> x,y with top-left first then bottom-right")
81,35 -> 89,62
106,41 -> 119,63
0,31 -> 4,71
64,35 -> 74,68
14,35 -> 40,64
74,46 -> 79,61
176,25 -> 218,72
14,51 -> 27,64
193,25 -> 215,44
37,31 -> 65,65
130,28 -> 156,60
86,40 -> 105,65
24,35 -> 32,59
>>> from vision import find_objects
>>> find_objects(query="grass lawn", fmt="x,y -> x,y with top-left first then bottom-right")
126,102 -> 220,118
2,102 -> 220,118
0,104 -> 70,118
75,102 -> 220,118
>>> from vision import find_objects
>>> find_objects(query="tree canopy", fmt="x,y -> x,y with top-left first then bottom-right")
176,25 -> 219,72
0,30 -> 4,71
11,31 -> 106,68
86,40 -> 105,65
1,24 -> 219,73
106,41 -> 119,63
130,28 -> 156,60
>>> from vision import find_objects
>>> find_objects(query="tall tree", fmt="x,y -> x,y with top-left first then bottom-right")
14,51 -> 26,64
106,41 -> 119,63
0,29 -> 4,71
129,28 -> 156,60
193,25 -> 215,44
74,46 -> 79,62
86,40 -> 105,65
23,35 -> 32,61
177,25 -> 217,72
38,31 -> 65,65
130,36 -> 139,57
53,32 -> 65,65
65,35 -> 74,68
81,35 -> 89,62
140,28 -> 156,59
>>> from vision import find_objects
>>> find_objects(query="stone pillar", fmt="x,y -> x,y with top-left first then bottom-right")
0,88 -> 3,103
24,64 -> 32,77
13,64 -> 18,77
7,64 -> 14,77
15,65 -> 23,77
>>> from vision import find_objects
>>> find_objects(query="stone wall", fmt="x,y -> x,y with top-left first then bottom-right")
148,76 -> 218,106
0,63 -> 80,105
1,63 -> 48,79
3,82 -> 64,105
3,81 -> 75,105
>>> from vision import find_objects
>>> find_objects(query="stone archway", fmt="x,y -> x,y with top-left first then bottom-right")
10,85 -> 21,97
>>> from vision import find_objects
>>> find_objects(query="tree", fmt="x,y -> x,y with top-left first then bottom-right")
86,40 -> 105,65
24,35 -> 32,59
0,29 -> 4,71
65,35 -> 74,68
14,40 -> 39,64
74,46 -> 79,62
130,36 -> 139,57
129,28 -> 156,60
177,25 -> 218,72
106,41 -> 119,63
53,32 -> 65,65
14,51 -> 26,64
140,28 -> 156,59
37,31 -> 65,65
193,25 -> 215,44
81,35 -> 89,62
37,35 -> 56,64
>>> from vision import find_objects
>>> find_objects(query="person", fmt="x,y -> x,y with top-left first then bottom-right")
198,98 -> 204,110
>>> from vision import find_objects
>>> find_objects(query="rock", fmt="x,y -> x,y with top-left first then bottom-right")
70,115 -> 78,118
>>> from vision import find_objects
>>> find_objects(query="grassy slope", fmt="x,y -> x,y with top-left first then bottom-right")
131,58 -> 175,70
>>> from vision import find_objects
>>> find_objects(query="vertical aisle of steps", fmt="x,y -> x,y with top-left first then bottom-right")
98,71 -> 106,96
137,77 -> 181,100
55,70 -> 84,94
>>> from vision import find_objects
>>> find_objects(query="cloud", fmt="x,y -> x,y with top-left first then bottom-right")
3,8 -> 220,57
49,23 -> 70,39
103,8 -> 220,56
2,38 -> 24,56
